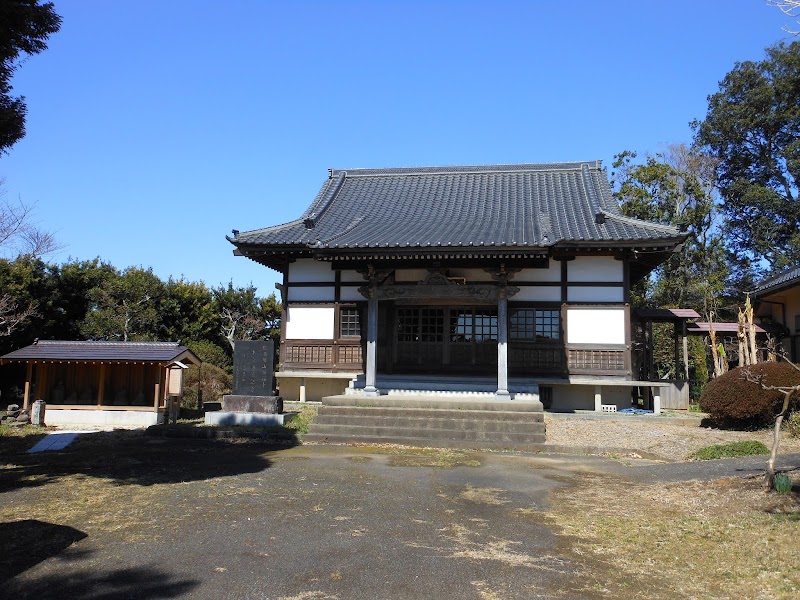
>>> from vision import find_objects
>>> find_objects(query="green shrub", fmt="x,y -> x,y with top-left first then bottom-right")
699,363 -> 800,428
773,472 -> 792,494
785,411 -> 800,439
689,440 -> 770,460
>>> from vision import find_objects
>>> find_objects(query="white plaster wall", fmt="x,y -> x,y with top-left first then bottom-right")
288,287 -> 335,302
551,385 -> 631,411
277,377 -> 350,401
340,287 -> 365,302
45,409 -> 162,427
567,308 -> 626,344
516,262 -> 561,282
512,287 -> 561,302
567,287 -> 624,302
288,259 -> 335,282
285,306 -> 335,339
568,256 -> 623,282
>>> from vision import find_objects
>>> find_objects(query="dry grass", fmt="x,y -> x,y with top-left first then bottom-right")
544,416 -> 800,461
545,471 -> 800,599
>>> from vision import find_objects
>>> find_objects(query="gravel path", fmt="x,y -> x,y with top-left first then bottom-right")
543,414 -> 800,461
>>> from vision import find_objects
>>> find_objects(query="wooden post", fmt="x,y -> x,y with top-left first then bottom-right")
496,288 -> 511,400
23,362 -> 33,410
97,364 -> 106,407
594,385 -> 603,413
673,322 -> 680,379
153,366 -> 161,411
363,290 -> 379,396
682,321 -> 689,381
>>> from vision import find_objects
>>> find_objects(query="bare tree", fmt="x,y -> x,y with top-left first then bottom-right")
0,293 -> 38,337
0,181 -> 60,258
220,308 -> 264,350
743,355 -> 800,491
769,1 -> 800,35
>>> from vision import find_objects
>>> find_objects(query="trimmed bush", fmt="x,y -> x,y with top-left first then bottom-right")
699,362 -> 800,428
689,440 -> 770,460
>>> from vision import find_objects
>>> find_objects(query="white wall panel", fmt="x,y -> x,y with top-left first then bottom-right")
339,287 -> 365,302
512,287 -> 561,302
285,306 -> 335,340
568,256 -> 623,282
288,286 -> 335,302
516,262 -> 561,282
567,287 -> 623,302
567,308 -> 626,344
288,259 -> 335,282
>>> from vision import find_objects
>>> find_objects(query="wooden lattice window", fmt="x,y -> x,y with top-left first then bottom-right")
340,307 -> 361,337
510,308 -> 561,341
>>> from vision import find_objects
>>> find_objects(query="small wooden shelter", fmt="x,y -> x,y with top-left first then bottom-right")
0,340 -> 200,426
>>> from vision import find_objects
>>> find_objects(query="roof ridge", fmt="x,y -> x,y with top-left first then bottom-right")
330,161 -> 602,178
599,210 -> 682,235
37,340 -> 181,346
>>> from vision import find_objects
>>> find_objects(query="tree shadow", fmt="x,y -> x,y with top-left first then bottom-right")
0,520 -> 88,583
0,427 -> 298,493
1,564 -> 199,600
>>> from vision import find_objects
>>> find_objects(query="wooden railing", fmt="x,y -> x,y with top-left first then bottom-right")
282,340 -> 363,372
566,345 -> 630,376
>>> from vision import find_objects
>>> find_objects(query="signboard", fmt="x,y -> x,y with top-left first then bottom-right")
233,340 -> 275,396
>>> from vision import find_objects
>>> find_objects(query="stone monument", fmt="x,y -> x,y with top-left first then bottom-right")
205,340 -> 285,426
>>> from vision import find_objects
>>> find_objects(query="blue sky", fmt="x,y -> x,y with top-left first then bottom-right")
0,1 -> 795,297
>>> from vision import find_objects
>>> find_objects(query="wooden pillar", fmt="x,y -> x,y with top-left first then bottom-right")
594,385 -> 603,413
97,364 -> 106,407
38,364 -> 49,403
496,287 -> 511,400
363,290 -> 380,396
682,321 -> 689,381
153,366 -> 161,411
673,322 -> 680,380
23,362 -> 33,410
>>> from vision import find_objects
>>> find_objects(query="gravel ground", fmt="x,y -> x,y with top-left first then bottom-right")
543,413 -> 800,461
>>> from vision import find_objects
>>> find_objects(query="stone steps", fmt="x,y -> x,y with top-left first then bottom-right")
303,395 -> 545,450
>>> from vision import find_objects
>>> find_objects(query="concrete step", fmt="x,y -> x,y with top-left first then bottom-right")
301,432 -> 547,450
305,423 -> 545,444
316,406 -> 544,422
322,395 -> 543,412
313,414 -> 544,432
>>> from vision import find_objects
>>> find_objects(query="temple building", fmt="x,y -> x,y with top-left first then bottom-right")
228,162 -> 686,411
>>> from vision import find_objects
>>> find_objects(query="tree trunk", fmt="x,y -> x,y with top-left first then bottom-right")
764,389 -> 794,491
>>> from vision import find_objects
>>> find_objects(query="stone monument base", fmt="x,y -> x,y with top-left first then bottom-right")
221,395 -> 282,414
204,395 -> 285,426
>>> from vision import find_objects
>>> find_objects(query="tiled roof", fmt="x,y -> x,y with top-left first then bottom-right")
753,266 -> 800,297
686,322 -> 766,334
230,162 -> 683,253
0,341 -> 201,364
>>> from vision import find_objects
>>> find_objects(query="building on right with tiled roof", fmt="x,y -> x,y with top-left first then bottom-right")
753,266 -> 800,362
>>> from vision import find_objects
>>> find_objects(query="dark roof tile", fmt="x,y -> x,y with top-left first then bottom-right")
231,162 -> 683,253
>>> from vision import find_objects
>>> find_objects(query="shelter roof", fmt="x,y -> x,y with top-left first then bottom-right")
686,322 -> 766,335
229,162 -> 684,270
635,308 -> 701,321
0,341 -> 201,365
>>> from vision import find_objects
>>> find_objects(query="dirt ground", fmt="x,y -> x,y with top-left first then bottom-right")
543,413 -> 800,461
0,420 -> 798,599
